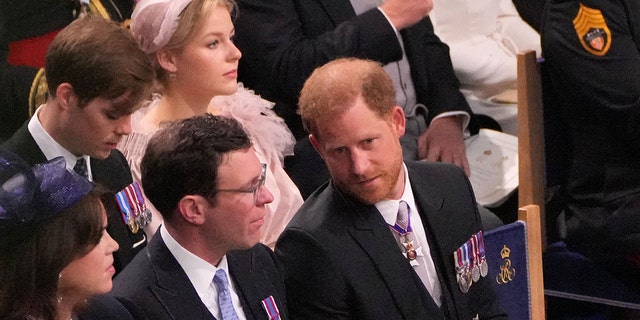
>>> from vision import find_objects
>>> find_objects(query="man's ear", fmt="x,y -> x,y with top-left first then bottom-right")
177,195 -> 207,225
55,83 -> 76,111
390,106 -> 406,137
309,134 -> 324,159
156,49 -> 178,73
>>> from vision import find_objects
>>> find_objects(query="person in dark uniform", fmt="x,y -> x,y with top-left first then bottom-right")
0,0 -> 135,142
541,0 -> 640,297
2,15 -> 155,274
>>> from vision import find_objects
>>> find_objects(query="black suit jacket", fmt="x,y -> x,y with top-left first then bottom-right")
234,0 -> 472,141
2,122 -> 146,273
275,161 -> 506,319
112,232 -> 289,320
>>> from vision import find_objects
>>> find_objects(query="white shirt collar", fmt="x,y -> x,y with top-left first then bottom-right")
160,224 -> 227,300
375,163 -> 417,225
28,106 -> 92,179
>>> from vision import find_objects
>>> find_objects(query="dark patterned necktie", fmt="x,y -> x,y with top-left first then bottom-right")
73,158 -> 88,179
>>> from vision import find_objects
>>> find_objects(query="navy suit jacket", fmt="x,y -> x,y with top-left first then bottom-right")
112,232 -> 289,320
2,122 -> 146,273
275,161 -> 506,319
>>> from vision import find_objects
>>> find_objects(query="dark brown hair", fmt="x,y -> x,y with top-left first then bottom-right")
141,114 -> 251,221
0,190 -> 105,320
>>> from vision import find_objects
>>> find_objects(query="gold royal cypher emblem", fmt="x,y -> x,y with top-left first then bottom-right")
573,3 -> 611,56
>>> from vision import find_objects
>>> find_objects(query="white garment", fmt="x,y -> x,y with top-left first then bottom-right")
430,0 -> 541,134
117,83 -> 303,247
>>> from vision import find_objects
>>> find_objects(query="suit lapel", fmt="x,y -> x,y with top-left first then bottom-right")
228,252 -> 261,320
148,235 -> 216,320
90,150 -> 132,192
337,190 -> 441,319
228,251 -> 285,320
407,163 -> 468,319
2,122 -> 47,164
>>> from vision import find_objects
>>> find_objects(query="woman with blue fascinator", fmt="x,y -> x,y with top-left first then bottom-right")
0,149 -> 122,320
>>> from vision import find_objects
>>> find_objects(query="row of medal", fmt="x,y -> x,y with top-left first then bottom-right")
115,181 -> 152,234
453,231 -> 488,293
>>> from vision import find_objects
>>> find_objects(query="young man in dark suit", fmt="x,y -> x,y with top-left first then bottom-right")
276,58 -> 506,319
112,114 -> 288,320
2,15 -> 155,273
0,0 -> 136,142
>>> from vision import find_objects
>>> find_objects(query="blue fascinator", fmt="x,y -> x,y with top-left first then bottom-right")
0,149 -> 94,223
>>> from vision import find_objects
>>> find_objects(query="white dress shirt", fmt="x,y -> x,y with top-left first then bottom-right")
28,106 -> 93,180
160,225 -> 248,320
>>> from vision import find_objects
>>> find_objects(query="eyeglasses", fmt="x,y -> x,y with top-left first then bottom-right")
215,163 -> 267,205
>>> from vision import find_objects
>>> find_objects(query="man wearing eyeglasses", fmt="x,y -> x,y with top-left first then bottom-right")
112,114 -> 289,320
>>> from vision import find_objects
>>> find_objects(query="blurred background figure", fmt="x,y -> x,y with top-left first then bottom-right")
430,0 -> 541,135
118,0 -> 302,247
0,150 -> 126,320
541,0 -> 640,295
0,0 -> 135,142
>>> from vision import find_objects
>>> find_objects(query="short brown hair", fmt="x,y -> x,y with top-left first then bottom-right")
299,58 -> 396,138
45,15 -> 154,109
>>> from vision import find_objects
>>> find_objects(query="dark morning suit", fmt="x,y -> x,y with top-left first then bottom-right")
111,233 -> 289,320
275,161 -> 506,320
234,0 -> 475,197
2,122 -> 146,273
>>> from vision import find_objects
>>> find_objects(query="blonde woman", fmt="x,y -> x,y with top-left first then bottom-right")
118,0 -> 302,248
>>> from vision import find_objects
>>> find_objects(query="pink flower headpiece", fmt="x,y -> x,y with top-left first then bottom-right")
131,0 -> 194,54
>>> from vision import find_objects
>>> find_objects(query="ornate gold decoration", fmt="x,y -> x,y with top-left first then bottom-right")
496,245 -> 516,284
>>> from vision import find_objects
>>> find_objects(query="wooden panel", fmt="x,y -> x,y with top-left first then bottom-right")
519,204 -> 546,320
517,50 -> 546,247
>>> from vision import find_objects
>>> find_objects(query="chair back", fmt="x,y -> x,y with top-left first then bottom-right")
517,50 -> 546,247
484,205 -> 545,320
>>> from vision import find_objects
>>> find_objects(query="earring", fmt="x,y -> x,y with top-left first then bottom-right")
169,72 -> 177,81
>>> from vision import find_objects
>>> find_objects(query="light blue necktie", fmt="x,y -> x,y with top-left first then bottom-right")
213,269 -> 240,320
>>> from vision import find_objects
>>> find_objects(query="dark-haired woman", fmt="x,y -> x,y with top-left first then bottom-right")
0,153 -> 121,320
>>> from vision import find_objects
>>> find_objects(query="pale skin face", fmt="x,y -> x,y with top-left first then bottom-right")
58,207 -> 119,304
160,4 -> 241,102
201,148 -> 274,255
310,97 -> 408,204
45,84 -> 140,159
